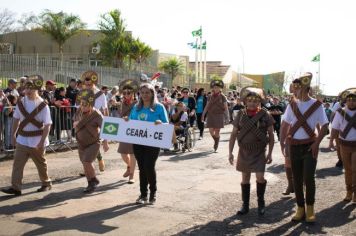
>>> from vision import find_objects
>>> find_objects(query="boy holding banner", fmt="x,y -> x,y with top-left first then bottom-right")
74,89 -> 109,193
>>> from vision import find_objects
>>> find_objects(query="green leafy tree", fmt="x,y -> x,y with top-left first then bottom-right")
129,38 -> 152,70
159,57 -> 185,82
98,9 -> 132,68
37,10 -> 86,53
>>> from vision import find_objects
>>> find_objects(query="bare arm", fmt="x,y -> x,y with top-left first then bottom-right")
11,118 -> 20,145
37,124 -> 51,149
280,120 -> 290,157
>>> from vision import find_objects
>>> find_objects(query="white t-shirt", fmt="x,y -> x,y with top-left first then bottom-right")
93,87 -> 108,111
171,110 -> 188,122
331,108 -> 356,141
282,98 -> 329,139
331,102 -> 342,113
14,97 -> 52,148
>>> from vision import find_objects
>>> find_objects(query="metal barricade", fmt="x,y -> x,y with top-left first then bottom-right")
0,105 -> 79,155
0,106 -> 16,153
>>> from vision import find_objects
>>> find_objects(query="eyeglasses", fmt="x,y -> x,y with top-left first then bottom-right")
123,92 -> 132,95
293,83 -> 301,89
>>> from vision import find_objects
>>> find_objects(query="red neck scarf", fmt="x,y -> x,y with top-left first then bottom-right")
247,108 -> 260,117
212,91 -> 220,97
124,97 -> 132,105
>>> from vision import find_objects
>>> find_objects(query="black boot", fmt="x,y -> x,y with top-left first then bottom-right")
213,136 -> 220,152
83,178 -> 98,194
237,183 -> 250,215
257,181 -> 267,216
282,168 -> 294,195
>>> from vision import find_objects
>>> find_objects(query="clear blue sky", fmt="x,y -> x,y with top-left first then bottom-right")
1,0 -> 355,95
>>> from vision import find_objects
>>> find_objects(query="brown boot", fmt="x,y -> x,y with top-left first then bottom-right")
282,167 -> 294,195
213,136 -> 220,152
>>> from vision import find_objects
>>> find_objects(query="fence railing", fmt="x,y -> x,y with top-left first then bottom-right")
0,54 -> 172,88
0,105 -> 80,154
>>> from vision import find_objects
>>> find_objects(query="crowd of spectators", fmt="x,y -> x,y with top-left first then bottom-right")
0,76 -> 339,151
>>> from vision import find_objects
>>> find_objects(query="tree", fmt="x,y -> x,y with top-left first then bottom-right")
129,38 -> 152,70
37,10 -> 86,53
159,57 -> 185,82
0,8 -> 16,34
98,9 -> 128,68
17,12 -> 38,31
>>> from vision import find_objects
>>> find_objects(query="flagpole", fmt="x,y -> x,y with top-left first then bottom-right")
195,37 -> 198,83
199,35 -> 203,83
204,48 -> 207,82
318,57 -> 320,94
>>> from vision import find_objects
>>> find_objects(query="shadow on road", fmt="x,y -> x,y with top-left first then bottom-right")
164,151 -> 213,162
20,202 -> 145,235
266,164 -> 285,174
257,201 -> 355,236
175,198 -> 295,235
0,180 -> 127,214
316,166 -> 343,179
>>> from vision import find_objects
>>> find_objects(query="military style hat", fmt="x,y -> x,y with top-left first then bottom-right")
339,88 -> 356,103
119,79 -> 140,93
77,89 -> 95,106
210,79 -> 224,89
240,86 -> 266,103
24,75 -> 44,90
292,72 -> 313,89
81,70 -> 99,84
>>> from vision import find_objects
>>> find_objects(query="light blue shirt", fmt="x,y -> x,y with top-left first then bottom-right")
129,102 -> 169,123
196,96 -> 204,113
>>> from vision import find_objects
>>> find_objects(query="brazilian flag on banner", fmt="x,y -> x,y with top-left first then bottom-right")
103,122 -> 119,135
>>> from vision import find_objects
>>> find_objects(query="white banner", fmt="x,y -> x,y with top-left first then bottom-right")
100,116 -> 174,149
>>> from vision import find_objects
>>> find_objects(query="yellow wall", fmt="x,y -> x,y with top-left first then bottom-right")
241,74 -> 264,88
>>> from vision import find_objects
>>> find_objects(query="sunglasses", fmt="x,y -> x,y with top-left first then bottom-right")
84,78 -> 91,82
80,101 -> 90,107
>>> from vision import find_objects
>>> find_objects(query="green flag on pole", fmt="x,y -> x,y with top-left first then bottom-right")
201,41 -> 206,50
192,27 -> 202,37
187,42 -> 198,49
312,54 -> 320,62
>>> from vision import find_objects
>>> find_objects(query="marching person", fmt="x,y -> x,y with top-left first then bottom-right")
81,71 -> 108,172
74,89 -> 109,193
202,79 -> 228,152
280,84 -> 297,196
195,88 -> 207,140
330,88 -> 356,203
280,73 -> 329,223
127,83 -> 169,205
1,75 -> 52,196
117,79 -> 139,184
229,87 -> 275,216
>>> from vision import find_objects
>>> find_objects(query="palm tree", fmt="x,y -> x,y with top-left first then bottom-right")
129,38 -> 152,70
38,10 -> 86,54
98,9 -> 131,68
159,57 -> 185,83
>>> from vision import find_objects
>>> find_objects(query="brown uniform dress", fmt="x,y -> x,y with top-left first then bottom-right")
233,108 -> 274,172
75,109 -> 103,162
117,101 -> 136,154
206,94 -> 227,128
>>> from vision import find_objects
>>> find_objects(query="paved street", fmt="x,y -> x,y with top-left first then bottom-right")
0,125 -> 355,235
